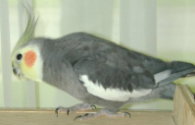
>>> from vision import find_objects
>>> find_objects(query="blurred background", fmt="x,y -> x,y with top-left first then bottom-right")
0,0 -> 195,110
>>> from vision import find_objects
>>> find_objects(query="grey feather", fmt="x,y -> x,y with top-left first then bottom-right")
16,32 -> 195,110
13,5 -> 38,54
155,61 -> 195,87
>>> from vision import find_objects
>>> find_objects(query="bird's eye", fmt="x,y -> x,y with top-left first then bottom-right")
16,53 -> 23,60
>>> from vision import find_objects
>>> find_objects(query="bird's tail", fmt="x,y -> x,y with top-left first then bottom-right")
152,61 -> 195,99
159,83 -> 176,99
155,61 -> 195,87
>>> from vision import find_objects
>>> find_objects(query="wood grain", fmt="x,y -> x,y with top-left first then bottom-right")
173,85 -> 195,125
4,85 -> 195,125
0,109 -> 175,125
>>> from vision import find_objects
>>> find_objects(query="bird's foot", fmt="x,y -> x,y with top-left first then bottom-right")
55,103 -> 96,116
74,109 -> 131,120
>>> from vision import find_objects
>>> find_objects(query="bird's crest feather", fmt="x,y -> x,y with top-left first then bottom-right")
13,3 -> 38,53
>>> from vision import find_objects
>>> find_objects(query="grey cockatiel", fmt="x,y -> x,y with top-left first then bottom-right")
11,12 -> 195,120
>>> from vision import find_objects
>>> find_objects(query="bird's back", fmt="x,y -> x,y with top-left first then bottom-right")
38,32 -> 195,109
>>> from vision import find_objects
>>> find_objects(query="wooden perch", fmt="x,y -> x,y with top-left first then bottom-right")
173,85 -> 195,125
0,85 -> 194,125
0,109 -> 174,125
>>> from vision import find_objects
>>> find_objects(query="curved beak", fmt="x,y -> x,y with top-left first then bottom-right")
12,63 -> 22,78
13,67 -> 18,75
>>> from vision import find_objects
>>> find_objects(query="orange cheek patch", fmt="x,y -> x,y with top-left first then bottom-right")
24,51 -> 37,67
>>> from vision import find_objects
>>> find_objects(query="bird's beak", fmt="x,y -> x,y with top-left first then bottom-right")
13,67 -> 18,75
12,64 -> 22,78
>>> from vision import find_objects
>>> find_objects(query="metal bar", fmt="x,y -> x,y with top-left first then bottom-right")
120,0 -> 157,55
0,0 -> 12,107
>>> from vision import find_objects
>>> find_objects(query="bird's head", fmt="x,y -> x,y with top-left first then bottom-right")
12,45 -> 42,80
11,8 -> 42,82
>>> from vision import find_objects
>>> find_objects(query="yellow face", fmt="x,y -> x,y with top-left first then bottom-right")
12,46 -> 43,82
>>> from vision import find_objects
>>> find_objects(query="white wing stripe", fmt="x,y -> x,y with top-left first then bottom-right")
154,70 -> 171,83
80,75 -> 152,102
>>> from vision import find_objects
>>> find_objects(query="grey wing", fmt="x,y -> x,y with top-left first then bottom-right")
55,32 -> 170,90
73,53 -> 156,92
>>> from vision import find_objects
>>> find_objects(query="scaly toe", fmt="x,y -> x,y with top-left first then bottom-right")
90,104 -> 97,110
55,106 -> 70,117
122,112 -> 131,118
74,113 -> 96,121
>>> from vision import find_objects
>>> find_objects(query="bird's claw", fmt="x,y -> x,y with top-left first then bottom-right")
55,104 -> 96,117
55,106 -> 72,117
55,107 -> 60,117
90,104 -> 96,110
73,110 -> 131,120
74,113 -> 91,121
123,112 -> 131,118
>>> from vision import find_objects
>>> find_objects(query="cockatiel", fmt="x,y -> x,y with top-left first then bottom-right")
12,12 -> 195,120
